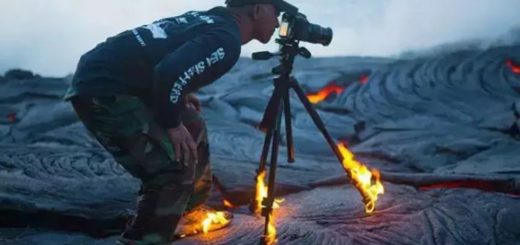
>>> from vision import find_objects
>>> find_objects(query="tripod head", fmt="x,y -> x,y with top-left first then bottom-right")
252,39 -> 311,78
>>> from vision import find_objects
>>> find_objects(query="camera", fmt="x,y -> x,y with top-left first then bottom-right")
279,13 -> 333,46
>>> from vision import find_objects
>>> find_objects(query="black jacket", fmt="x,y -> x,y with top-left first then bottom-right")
66,7 -> 242,128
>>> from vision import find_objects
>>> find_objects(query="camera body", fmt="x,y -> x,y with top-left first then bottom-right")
278,13 -> 333,46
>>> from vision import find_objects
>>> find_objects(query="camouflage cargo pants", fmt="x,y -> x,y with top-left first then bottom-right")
70,95 -> 212,244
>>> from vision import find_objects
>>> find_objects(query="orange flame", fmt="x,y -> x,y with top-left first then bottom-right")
255,171 -> 284,215
507,59 -> 520,74
307,83 -> 345,104
255,170 -> 284,245
254,171 -> 268,215
265,212 -> 277,245
201,211 -> 229,234
337,143 -> 384,214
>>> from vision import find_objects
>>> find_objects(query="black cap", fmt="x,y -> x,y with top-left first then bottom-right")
226,0 -> 298,14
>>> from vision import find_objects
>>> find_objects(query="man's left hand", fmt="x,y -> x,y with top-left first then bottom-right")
184,93 -> 201,112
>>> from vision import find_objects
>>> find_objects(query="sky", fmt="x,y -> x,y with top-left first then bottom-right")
1,0 -> 520,77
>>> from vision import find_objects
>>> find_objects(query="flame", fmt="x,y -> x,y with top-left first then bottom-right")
265,212 -> 277,245
337,143 -> 384,214
255,170 -> 284,244
507,59 -> 520,74
264,199 -> 284,245
254,170 -> 268,215
201,211 -> 229,234
255,171 -> 284,215
307,83 -> 345,104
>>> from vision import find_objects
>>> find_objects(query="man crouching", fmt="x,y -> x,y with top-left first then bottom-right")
65,0 -> 295,244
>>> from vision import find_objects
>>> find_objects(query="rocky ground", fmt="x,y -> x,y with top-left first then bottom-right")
1,44 -> 520,244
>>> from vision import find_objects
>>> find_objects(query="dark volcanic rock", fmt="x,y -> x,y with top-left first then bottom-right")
176,184 -> 520,245
4,69 -> 40,81
0,145 -> 138,219
1,46 -> 520,244
3,185 -> 520,245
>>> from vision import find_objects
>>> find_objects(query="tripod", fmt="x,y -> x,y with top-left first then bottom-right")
251,38 -> 348,244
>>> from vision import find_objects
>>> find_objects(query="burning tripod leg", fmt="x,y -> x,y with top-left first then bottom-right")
251,82 -> 285,245
250,111 -> 275,215
262,104 -> 282,245
293,79 -> 384,214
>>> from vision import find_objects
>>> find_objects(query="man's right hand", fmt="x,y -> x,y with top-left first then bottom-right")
167,123 -> 198,167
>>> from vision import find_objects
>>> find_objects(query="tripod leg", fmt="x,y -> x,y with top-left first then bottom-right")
290,79 -> 343,163
251,117 -> 275,214
249,125 -> 273,213
284,89 -> 295,163
259,79 -> 284,132
259,128 -> 274,172
263,99 -> 283,242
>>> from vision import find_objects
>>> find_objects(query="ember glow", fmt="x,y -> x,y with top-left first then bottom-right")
223,199 -> 234,209
506,59 -> 520,74
255,170 -> 284,245
201,211 -> 229,234
307,83 -> 345,104
337,143 -> 384,214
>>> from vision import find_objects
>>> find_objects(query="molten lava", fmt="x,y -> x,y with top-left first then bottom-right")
359,74 -> 370,84
6,112 -> 17,123
201,211 -> 229,234
506,59 -> 520,74
337,143 -> 384,214
307,83 -> 345,104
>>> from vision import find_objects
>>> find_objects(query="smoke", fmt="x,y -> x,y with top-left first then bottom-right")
1,0 -> 519,76
296,0 -> 520,57
0,0 -> 216,77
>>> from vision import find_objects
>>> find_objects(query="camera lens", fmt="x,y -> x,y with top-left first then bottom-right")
291,14 -> 333,46
307,24 -> 333,46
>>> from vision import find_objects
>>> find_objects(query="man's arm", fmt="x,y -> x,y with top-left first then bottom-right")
152,28 -> 240,164
152,29 -> 239,128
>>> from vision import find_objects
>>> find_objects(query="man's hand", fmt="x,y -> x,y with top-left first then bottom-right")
184,93 -> 201,112
167,123 -> 198,166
